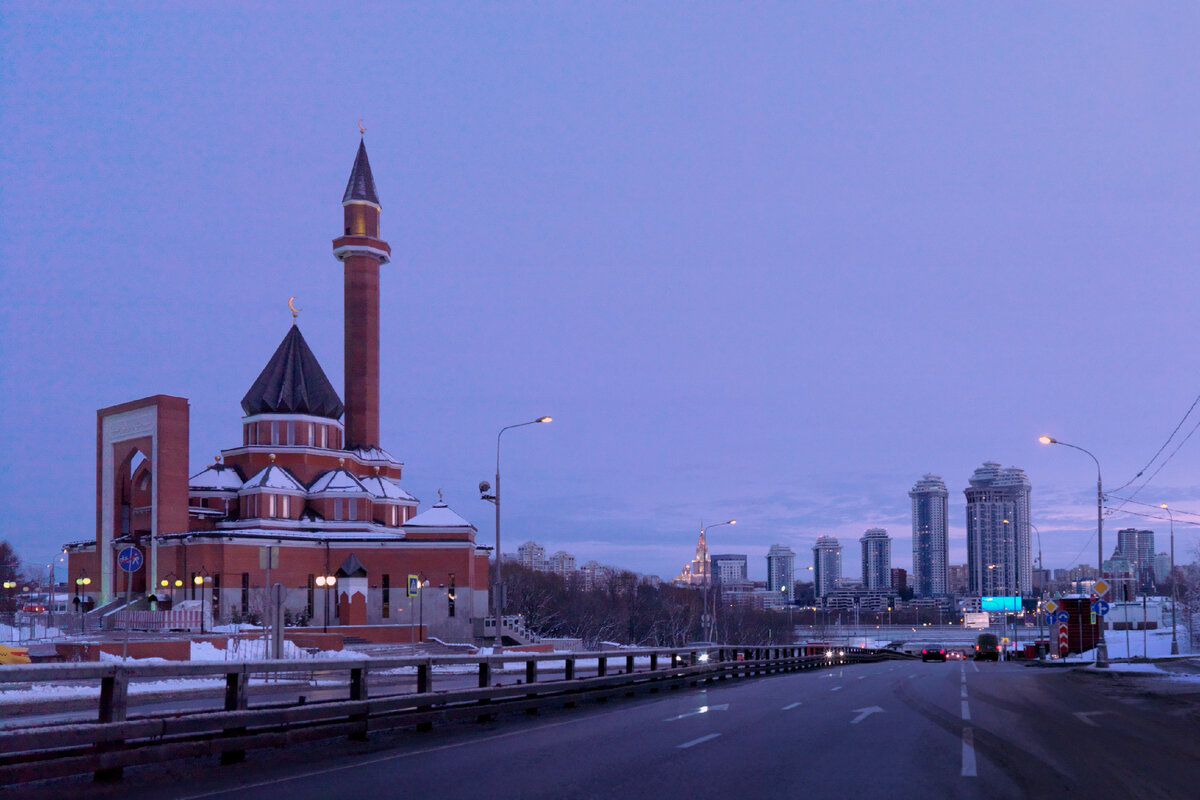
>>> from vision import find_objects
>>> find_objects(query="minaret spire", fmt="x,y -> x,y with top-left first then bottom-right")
332,132 -> 392,449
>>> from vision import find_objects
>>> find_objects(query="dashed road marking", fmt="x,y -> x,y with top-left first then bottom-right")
961,700 -> 970,720
971,661 -> 980,673
782,702 -> 802,710
677,733 -> 721,749
830,686 -> 843,692
961,685 -> 968,699
962,727 -> 977,777
857,675 -> 867,680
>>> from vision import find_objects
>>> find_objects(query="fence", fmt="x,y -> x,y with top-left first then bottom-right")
0,644 -> 898,785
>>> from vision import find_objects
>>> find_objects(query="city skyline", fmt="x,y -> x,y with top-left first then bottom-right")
6,6 -> 1200,582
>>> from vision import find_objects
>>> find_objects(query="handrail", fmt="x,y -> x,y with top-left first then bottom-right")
0,645 -> 885,786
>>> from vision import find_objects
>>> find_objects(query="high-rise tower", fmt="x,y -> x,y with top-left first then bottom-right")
812,536 -> 842,599
859,528 -> 892,591
766,544 -> 796,603
332,138 -> 391,450
964,462 -> 1032,596
910,474 -> 949,597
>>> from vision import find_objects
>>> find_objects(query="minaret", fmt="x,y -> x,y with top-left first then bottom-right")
332,137 -> 391,450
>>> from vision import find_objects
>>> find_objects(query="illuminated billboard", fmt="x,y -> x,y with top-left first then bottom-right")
981,596 -> 1022,611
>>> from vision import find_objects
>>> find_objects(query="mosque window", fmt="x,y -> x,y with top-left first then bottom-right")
271,422 -> 279,445
268,495 -> 276,517
321,426 -> 328,448
308,422 -> 315,446
333,498 -> 343,521
348,500 -> 357,521
287,422 -> 295,445
282,495 -> 290,517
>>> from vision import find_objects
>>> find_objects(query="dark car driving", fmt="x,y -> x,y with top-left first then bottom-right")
920,645 -> 948,662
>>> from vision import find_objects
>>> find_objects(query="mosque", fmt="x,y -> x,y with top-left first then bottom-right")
64,137 -> 488,641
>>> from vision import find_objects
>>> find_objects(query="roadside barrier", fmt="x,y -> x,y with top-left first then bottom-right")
0,645 -> 891,785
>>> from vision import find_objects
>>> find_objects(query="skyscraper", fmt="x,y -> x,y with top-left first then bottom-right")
964,462 -> 1032,596
860,528 -> 892,591
517,540 -> 547,572
767,545 -> 796,603
909,474 -> 949,597
813,536 -> 842,599
711,554 -> 748,585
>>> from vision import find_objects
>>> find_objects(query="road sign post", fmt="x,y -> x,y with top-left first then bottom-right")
117,546 -> 143,662
1057,622 -> 1069,657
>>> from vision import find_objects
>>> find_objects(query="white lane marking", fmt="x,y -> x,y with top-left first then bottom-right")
849,706 -> 884,724
962,727 -> 977,776
961,685 -> 968,699
677,733 -> 721,749
961,700 -> 971,720
1073,711 -> 1111,727
908,673 -> 919,679
663,703 -> 729,722
857,675 -> 868,680
971,661 -> 980,673
830,686 -> 843,692
782,702 -> 803,710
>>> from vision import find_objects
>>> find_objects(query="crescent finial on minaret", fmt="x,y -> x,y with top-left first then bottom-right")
288,296 -> 301,324
358,119 -> 365,136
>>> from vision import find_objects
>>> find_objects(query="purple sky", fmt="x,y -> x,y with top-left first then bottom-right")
4,3 -> 1200,583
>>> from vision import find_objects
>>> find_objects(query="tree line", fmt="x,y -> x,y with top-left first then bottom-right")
498,563 -> 797,648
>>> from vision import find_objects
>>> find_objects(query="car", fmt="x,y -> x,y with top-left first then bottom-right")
947,650 -> 964,660
920,645 -> 948,662
974,633 -> 1000,661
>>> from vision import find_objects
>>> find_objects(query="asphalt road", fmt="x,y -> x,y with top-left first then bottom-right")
12,659 -> 1200,799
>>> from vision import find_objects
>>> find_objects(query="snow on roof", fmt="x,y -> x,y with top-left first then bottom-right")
242,464 -> 305,492
189,464 -> 244,491
350,446 -> 398,463
309,468 -> 368,494
403,502 -> 476,530
358,475 -> 417,502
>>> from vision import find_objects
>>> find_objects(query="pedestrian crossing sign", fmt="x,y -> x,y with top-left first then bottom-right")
408,574 -> 419,597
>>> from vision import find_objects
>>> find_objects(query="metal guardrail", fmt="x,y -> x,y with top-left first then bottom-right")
0,645 -> 887,785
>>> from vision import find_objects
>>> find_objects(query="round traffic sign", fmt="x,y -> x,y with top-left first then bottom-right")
1055,610 -> 1069,623
117,546 -> 143,573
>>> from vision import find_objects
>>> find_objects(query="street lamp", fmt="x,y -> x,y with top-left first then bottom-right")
159,573 -> 183,607
193,568 -> 212,634
480,416 -> 551,652
1039,435 -> 1108,666
699,520 -> 736,641
315,574 -> 337,634
75,571 -> 92,633
1161,504 -> 1179,655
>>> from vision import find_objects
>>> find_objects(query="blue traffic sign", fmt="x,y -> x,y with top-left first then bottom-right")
1055,610 -> 1070,623
1092,600 -> 1110,616
1045,614 -> 1056,626
117,546 -> 143,573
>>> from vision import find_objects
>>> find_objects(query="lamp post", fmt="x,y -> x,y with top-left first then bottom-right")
315,574 -> 337,634
1161,504 -> 1179,655
75,571 -> 92,634
480,416 -> 551,653
193,568 -> 211,634
699,520 -> 736,642
1027,522 -> 1046,659
159,573 -> 181,607
1039,435 -> 1108,666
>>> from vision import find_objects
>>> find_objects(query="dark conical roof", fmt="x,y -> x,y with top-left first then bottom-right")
241,326 -> 345,419
336,553 -> 368,579
342,138 -> 379,205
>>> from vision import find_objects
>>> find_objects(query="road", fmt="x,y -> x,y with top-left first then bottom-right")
11,658 -> 1200,799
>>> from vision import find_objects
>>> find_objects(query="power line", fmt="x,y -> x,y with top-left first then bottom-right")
1108,390 -> 1200,494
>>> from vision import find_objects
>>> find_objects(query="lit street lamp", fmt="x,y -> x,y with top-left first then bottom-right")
1160,504 -> 1179,655
75,571 -> 91,634
480,416 -> 551,652
315,574 -> 337,634
1039,435 -> 1108,666
193,569 -> 212,634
